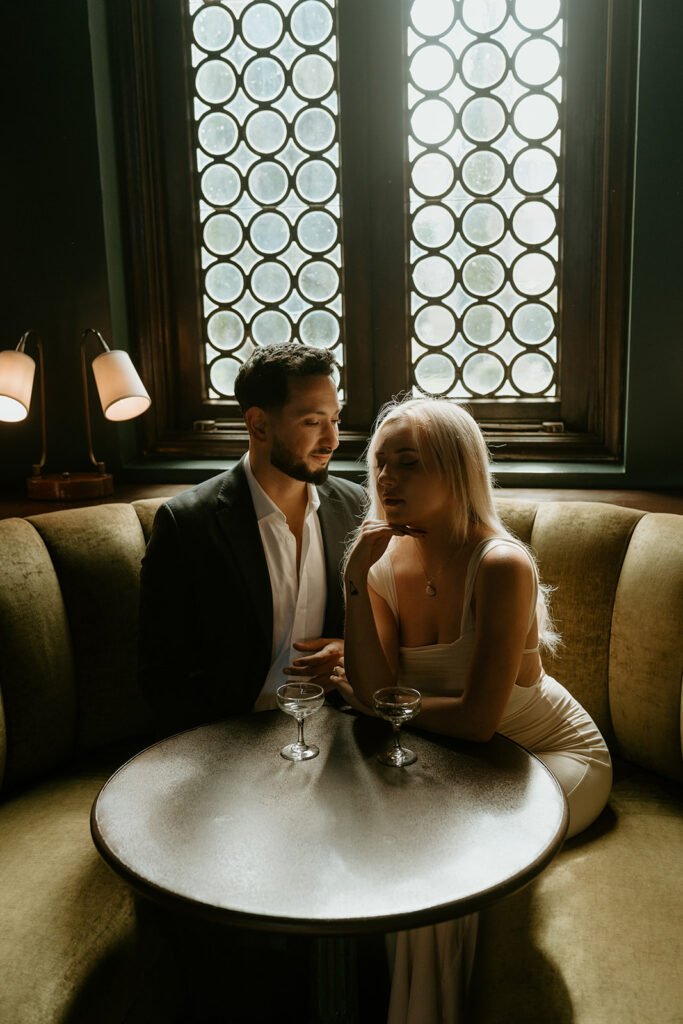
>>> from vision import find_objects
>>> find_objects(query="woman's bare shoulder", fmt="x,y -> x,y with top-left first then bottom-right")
477,541 -> 534,589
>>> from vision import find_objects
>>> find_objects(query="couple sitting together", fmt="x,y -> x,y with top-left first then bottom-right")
140,342 -> 612,1023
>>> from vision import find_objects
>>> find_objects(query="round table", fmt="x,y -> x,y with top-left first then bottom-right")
91,706 -> 567,935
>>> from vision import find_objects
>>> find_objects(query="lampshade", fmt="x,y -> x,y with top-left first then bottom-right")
91,349 -> 152,422
0,348 -> 35,422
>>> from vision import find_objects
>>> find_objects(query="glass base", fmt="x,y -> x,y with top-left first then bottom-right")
377,746 -> 417,767
280,742 -> 320,762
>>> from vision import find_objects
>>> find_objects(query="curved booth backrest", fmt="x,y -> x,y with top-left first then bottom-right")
0,496 -> 681,791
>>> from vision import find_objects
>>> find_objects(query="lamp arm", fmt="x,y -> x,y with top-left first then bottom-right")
81,328 -> 109,475
18,331 -> 47,476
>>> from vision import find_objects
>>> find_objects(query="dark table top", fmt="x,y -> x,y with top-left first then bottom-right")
91,706 -> 568,935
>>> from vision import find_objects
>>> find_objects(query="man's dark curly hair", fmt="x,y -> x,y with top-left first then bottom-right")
234,343 -> 337,413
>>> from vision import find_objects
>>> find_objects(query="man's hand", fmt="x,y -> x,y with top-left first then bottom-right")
284,637 -> 344,691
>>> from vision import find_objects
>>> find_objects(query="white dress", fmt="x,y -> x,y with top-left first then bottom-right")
368,537 -> 612,1024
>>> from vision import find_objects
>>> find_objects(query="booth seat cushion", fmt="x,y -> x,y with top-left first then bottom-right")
0,763 -> 144,1024
469,760 -> 683,1023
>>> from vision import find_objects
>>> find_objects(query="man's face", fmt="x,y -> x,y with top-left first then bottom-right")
267,375 -> 341,484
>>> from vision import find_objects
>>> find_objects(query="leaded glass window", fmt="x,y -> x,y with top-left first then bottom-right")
111,0 -> 634,460
407,0 -> 562,402
188,0 -> 344,401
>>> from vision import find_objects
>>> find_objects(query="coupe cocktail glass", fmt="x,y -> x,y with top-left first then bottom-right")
373,687 -> 422,766
276,682 -> 325,761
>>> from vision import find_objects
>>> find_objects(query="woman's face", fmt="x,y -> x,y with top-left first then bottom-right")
373,417 -> 451,530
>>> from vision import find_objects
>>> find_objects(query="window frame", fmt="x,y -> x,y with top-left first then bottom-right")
106,0 -> 638,463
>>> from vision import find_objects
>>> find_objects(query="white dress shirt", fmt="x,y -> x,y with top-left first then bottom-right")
244,456 -> 327,711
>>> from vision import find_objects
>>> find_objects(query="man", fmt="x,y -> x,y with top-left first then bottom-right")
139,342 -> 366,735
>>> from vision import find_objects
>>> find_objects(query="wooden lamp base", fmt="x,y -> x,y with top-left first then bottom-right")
27,471 -> 114,501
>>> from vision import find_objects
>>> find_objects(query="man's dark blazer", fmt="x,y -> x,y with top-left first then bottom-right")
139,456 -> 366,733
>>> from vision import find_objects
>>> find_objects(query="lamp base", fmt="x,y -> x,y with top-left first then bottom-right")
27,471 -> 114,501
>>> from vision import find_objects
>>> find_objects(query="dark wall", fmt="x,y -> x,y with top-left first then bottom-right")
2,0 -> 681,489
624,0 -> 683,486
2,0 -> 117,484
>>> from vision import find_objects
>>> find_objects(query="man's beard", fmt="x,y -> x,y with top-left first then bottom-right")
270,436 -> 331,484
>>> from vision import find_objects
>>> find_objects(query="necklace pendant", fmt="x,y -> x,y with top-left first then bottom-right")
425,582 -> 437,597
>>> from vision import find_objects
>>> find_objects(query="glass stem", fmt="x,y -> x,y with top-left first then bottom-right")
392,724 -> 402,751
297,717 -> 306,748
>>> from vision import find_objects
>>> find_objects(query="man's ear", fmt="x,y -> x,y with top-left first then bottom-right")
244,406 -> 270,442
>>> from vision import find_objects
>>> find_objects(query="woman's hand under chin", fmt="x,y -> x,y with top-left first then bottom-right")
345,519 -> 425,588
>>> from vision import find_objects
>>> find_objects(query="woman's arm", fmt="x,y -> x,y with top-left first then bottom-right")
341,521 -> 402,706
415,545 -> 536,742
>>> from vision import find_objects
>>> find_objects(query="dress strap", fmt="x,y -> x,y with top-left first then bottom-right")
460,537 -> 539,641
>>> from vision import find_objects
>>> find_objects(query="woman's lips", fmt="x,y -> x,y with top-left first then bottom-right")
382,496 -> 403,508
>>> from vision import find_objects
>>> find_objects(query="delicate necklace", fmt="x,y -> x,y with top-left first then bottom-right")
414,540 -> 449,597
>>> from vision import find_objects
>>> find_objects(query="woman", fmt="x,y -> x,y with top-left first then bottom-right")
336,397 -> 612,1023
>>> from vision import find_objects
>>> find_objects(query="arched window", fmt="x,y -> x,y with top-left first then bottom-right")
106,0 -> 637,461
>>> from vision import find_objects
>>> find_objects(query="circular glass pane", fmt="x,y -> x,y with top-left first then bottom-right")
461,150 -> 506,196
205,263 -> 244,304
513,94 -> 559,141
201,164 -> 241,206
198,112 -> 238,156
512,147 -> 557,193
461,97 -> 506,143
410,0 -> 456,37
410,45 -> 455,91
412,204 -> 456,248
511,200 -> 555,245
413,256 -> 455,298
243,57 -> 286,102
292,54 -> 335,99
241,3 -> 283,49
247,162 -> 289,205
204,213 -> 243,256
515,0 -> 561,32
461,42 -> 507,89
411,99 -> 455,146
294,108 -> 336,152
295,159 -> 337,202
461,202 -> 505,246
193,6 -> 234,51
412,152 -> 455,197
514,39 -> 560,87
463,303 -> 506,345
297,210 -> 338,253
210,356 -> 241,395
462,254 -> 505,297
462,352 -> 505,394
298,260 -> 339,302
250,211 -> 291,254
207,312 -> 244,351
252,310 -> 292,346
251,261 -> 291,303
512,252 -> 556,295
245,110 -> 288,154
511,302 -> 554,343
300,310 -> 340,347
290,0 -> 333,46
414,305 -> 456,347
511,352 -> 554,393
462,0 -> 506,34
195,60 -> 236,104
414,353 -> 456,395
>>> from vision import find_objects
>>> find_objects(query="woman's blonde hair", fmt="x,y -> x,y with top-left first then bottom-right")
363,396 -> 561,653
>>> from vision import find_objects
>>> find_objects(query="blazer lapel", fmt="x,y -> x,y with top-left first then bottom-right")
215,459 -> 273,647
317,484 -> 349,637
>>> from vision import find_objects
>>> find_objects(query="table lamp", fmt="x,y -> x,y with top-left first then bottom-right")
0,327 -> 151,500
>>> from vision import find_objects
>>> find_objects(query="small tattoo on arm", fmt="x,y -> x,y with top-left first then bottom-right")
348,580 -> 359,596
